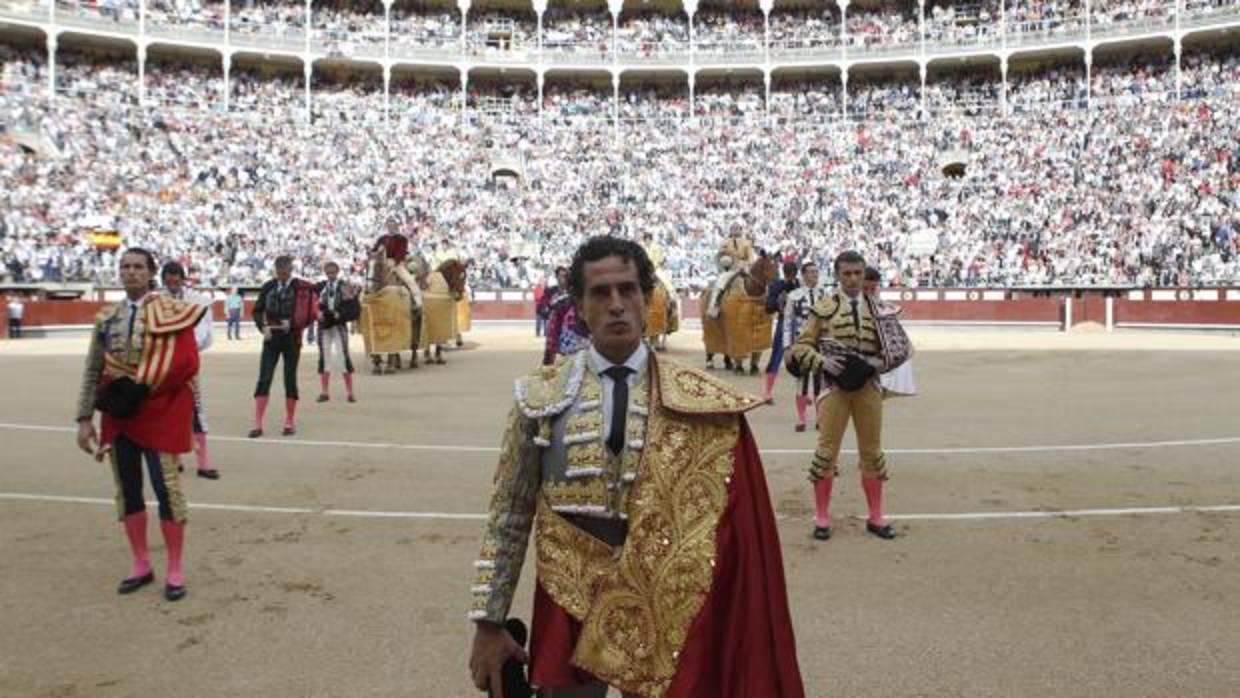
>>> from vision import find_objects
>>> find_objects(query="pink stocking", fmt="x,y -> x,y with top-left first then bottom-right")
160,520 -> 185,587
319,372 -> 330,396
122,511 -> 151,579
193,433 -> 211,472
795,395 -> 809,426
763,372 -> 777,399
254,396 -> 269,430
862,477 -> 885,526
343,372 -> 354,398
813,479 -> 834,529
285,398 -> 298,428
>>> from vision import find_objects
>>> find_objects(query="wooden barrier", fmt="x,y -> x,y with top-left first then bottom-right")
6,288 -> 1240,336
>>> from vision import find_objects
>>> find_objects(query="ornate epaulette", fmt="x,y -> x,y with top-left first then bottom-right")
94,302 -> 120,325
143,295 -> 208,335
654,357 -> 762,415
808,294 -> 841,319
872,299 -> 904,318
513,350 -> 587,419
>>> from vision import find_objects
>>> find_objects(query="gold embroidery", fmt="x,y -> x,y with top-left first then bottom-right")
535,497 -> 618,619
568,399 -> 739,696
544,479 -> 610,511
565,410 -> 604,438
566,441 -> 606,468
655,357 -> 761,415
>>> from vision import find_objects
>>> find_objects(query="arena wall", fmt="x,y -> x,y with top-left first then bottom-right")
7,289 -> 1240,336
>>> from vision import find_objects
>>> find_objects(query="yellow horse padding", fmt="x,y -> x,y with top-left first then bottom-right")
723,290 -> 772,357
360,286 -> 413,354
646,283 -> 670,337
419,271 -> 458,349
456,296 -> 472,334
700,289 -> 726,355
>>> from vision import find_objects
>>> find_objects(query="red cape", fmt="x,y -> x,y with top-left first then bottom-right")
530,418 -> 805,697
101,327 -> 200,454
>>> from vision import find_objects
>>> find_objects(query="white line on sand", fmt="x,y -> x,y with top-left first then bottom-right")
3,422 -> 1239,456
2,492 -> 1238,523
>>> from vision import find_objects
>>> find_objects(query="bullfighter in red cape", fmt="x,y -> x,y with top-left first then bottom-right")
468,236 -> 804,698
76,248 -> 207,602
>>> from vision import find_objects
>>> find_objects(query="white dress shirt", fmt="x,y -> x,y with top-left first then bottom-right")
588,342 -> 649,447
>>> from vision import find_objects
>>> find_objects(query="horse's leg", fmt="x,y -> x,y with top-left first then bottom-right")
749,352 -> 761,375
371,354 -> 383,375
435,345 -> 445,364
706,352 -> 715,369
723,355 -> 733,370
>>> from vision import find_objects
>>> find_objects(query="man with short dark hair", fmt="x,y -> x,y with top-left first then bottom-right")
469,236 -> 804,698
161,262 -> 219,479
782,261 -> 825,431
249,256 -> 317,438
790,250 -> 911,541
762,261 -> 800,403
314,261 -> 359,403
6,295 -> 24,339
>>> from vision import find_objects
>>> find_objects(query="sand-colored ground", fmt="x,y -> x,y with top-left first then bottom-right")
1,326 -> 1238,697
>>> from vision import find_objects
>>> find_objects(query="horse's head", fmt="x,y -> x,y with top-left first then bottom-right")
438,259 -> 468,297
737,252 -> 778,297
748,252 -> 778,286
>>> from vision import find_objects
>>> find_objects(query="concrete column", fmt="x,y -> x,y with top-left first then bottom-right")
840,67 -> 848,117
46,34 -> 57,99
1000,55 -> 1009,117
460,70 -> 469,130
1105,296 -> 1114,332
137,44 -> 147,107
1084,50 -> 1092,110
304,62 -> 313,123
1173,36 -> 1182,100
919,62 -> 927,119
222,53 -> 232,112
383,64 -> 392,125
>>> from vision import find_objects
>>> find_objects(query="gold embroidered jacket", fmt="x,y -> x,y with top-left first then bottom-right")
470,350 -> 761,625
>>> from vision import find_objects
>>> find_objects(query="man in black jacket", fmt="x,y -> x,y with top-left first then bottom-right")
250,256 -> 317,437
314,261 -> 360,403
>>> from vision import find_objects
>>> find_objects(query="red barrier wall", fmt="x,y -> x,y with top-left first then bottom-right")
7,291 -> 1240,335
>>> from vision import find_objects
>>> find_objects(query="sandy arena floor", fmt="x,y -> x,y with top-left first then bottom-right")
0,326 -> 1238,697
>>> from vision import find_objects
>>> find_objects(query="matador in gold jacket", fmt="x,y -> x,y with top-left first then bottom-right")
469,236 -> 803,698
788,251 -> 910,542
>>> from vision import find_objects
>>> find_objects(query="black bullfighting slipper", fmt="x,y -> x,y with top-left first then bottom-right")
164,584 -> 187,602
281,425 -> 296,436
117,571 -> 155,595
812,526 -> 832,541
196,469 -> 220,480
347,395 -> 356,403
866,522 -> 897,540
316,394 -> 329,403
247,428 -> 263,439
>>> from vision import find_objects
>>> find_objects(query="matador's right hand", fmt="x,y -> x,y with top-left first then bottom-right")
76,420 -> 98,456
469,622 -> 527,697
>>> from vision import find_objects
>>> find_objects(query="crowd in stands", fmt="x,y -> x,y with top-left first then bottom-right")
1,42 -> 1238,291
37,0 -> 1239,62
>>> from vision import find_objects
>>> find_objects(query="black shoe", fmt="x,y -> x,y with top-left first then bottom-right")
866,522 -> 897,540
316,394 -> 329,403
347,395 -> 356,403
164,584 -> 187,602
812,526 -> 832,541
177,463 -> 184,473
247,428 -> 263,439
196,469 -> 220,480
117,571 -> 155,595
282,425 -> 295,436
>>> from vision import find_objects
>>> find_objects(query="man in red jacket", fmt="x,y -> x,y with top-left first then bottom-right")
76,248 -> 207,602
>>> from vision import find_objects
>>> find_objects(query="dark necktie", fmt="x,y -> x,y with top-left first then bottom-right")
850,299 -> 860,331
126,302 -> 138,339
603,365 -> 634,456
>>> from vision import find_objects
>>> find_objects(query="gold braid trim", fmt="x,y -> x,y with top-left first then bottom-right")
534,385 -> 740,697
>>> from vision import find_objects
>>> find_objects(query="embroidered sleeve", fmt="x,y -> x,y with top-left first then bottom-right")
252,283 -> 270,332
470,406 -> 541,623
75,323 -> 105,422
790,305 -> 827,366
